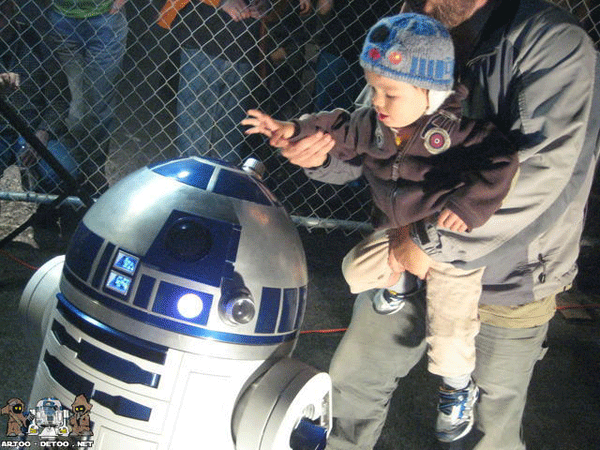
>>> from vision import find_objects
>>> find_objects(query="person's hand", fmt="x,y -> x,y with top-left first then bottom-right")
316,0 -> 333,15
221,0 -> 253,21
388,226 -> 432,280
242,109 -> 295,140
18,130 -> 49,167
276,131 -> 335,168
269,47 -> 287,64
110,0 -> 127,14
438,208 -> 469,232
298,0 -> 312,15
0,72 -> 20,94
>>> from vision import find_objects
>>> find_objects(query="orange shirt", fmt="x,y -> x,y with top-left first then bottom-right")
157,0 -> 221,29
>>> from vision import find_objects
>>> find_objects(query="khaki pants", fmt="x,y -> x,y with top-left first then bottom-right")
342,229 -> 484,377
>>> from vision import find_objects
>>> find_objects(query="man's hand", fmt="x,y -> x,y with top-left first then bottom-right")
316,0 -> 333,15
222,0 -> 267,20
437,208 -> 469,232
275,131 -> 335,168
0,72 -> 20,94
388,226 -> 432,280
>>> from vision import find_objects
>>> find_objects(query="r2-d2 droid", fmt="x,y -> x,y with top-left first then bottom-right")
27,397 -> 70,438
20,157 -> 331,449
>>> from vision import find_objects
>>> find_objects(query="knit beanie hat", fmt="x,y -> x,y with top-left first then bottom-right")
360,13 -> 455,91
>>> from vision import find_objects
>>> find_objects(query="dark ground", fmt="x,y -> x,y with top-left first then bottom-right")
0,198 -> 599,449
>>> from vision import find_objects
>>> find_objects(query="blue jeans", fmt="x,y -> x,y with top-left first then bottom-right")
314,51 -> 364,112
48,9 -> 128,194
177,48 -> 257,165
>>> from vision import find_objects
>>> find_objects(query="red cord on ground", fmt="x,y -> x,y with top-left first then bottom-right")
0,249 -> 39,271
300,328 -> 348,334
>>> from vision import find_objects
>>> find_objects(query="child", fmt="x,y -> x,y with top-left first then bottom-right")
242,13 -> 518,443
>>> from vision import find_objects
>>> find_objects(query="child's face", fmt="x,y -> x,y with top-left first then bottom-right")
365,70 -> 429,129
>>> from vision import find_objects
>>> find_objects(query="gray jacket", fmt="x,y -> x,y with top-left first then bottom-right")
307,0 -> 600,306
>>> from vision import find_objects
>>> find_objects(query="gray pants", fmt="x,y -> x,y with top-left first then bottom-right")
326,290 -> 549,450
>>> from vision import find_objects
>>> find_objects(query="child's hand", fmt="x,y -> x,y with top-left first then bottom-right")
388,226 -> 432,280
437,208 -> 469,232
242,109 -> 295,141
0,72 -> 20,94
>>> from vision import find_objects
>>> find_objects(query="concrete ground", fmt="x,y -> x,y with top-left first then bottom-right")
0,222 -> 598,449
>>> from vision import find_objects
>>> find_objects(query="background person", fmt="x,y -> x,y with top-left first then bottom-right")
165,0 -> 270,165
48,0 -> 129,196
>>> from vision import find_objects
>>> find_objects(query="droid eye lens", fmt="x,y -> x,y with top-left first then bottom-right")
165,220 -> 212,261
220,294 -> 255,326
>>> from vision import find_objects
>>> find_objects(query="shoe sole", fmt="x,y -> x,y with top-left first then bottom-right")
436,418 -> 474,443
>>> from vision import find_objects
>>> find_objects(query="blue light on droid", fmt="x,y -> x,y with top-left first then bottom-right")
106,271 -> 132,296
114,251 -> 139,275
177,293 -> 204,319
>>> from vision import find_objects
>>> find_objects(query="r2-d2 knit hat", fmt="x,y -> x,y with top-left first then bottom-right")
360,13 -> 455,91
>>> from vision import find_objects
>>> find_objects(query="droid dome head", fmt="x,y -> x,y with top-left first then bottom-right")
59,157 -> 308,357
33,398 -> 65,427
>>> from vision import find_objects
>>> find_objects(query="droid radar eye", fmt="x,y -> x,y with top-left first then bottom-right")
165,219 -> 212,261
219,290 -> 256,326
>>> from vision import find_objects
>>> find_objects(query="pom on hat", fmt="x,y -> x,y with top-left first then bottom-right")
360,13 -> 455,91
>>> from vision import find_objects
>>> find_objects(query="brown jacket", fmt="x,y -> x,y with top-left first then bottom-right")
294,86 -> 518,229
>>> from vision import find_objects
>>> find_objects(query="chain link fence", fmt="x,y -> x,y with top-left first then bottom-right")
0,0 -> 598,241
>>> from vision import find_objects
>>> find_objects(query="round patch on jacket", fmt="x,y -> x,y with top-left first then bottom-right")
424,128 -> 451,154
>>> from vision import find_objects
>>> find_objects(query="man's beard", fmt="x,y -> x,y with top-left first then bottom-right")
405,0 -> 479,28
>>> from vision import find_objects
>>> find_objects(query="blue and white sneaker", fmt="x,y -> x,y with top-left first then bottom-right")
371,289 -> 406,315
435,380 -> 479,442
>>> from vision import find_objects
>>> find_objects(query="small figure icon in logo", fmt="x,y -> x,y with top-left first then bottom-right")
1,398 -> 27,437
27,397 -> 69,438
69,394 -> 93,437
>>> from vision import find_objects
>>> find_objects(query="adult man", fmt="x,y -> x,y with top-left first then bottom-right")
272,0 -> 600,448
164,0 -> 269,165
0,0 -> 62,180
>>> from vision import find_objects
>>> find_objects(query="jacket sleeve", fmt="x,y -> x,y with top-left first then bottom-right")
292,107 -> 377,161
303,154 -> 363,185
293,108 -> 375,185
416,9 -> 599,266
428,121 -> 518,229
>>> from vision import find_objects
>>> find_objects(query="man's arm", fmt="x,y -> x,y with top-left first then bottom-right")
429,9 -> 599,266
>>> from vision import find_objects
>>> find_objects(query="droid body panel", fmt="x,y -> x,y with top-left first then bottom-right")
21,157 -> 331,449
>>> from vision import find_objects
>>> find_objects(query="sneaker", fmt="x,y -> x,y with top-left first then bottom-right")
435,380 -> 479,442
371,289 -> 406,315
